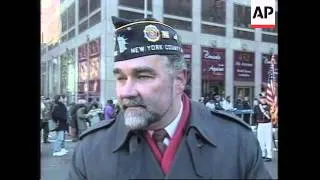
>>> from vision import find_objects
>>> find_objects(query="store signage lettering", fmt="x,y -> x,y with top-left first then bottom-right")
203,49 -> 222,60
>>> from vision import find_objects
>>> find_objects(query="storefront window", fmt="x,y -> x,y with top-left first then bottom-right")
77,38 -> 101,101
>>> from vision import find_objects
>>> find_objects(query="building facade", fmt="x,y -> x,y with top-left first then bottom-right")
41,0 -> 278,106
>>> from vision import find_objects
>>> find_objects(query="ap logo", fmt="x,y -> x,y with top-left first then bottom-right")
250,0 -> 276,28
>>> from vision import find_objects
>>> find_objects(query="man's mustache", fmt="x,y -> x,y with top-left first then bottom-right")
121,98 -> 146,109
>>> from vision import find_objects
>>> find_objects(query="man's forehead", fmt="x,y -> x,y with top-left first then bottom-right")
114,55 -> 166,72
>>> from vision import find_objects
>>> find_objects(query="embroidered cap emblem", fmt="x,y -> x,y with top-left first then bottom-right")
161,31 -> 170,39
144,25 -> 160,42
117,36 -> 128,53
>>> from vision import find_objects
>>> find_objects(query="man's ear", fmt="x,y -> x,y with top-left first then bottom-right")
175,70 -> 188,95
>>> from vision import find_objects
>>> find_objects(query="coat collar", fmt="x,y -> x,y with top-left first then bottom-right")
112,112 -> 133,152
187,100 -> 221,147
112,100 -> 221,152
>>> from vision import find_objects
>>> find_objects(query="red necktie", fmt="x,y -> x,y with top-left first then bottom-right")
152,129 -> 169,154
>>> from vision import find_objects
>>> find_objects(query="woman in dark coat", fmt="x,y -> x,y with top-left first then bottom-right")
51,95 -> 69,156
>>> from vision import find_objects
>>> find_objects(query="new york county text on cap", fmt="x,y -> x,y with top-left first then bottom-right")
112,16 -> 183,62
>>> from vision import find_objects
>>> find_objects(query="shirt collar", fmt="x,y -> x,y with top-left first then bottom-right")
165,100 -> 183,138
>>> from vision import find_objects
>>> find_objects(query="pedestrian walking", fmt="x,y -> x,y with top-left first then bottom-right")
51,95 -> 69,157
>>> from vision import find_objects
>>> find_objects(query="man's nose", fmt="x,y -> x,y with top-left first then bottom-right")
119,79 -> 138,99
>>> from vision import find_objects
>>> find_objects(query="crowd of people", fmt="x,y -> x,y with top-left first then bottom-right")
199,91 -> 277,162
40,95 -> 120,157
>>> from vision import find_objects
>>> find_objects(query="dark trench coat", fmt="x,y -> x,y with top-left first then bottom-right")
68,101 -> 272,179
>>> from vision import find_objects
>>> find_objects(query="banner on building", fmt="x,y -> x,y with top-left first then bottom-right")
201,47 -> 225,81
234,51 -> 255,81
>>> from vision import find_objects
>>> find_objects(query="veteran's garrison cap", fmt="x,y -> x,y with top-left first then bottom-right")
112,16 -> 183,62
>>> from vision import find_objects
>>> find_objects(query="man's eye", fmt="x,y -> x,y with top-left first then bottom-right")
138,75 -> 152,79
117,76 -> 126,81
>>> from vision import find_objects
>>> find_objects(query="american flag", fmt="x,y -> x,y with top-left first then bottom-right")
266,54 -> 278,124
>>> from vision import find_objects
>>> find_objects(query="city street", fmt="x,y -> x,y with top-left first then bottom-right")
40,132 -> 278,180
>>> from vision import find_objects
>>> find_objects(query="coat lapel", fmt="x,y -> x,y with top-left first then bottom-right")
115,134 -> 165,179
112,113 -> 164,179
165,101 -> 225,179
186,128 -> 216,178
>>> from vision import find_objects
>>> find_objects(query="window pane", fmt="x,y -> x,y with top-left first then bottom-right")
201,24 -> 225,36
233,29 -> 254,40
202,0 -> 226,24
89,11 -> 101,27
164,0 -> 192,18
79,0 -> 88,21
79,20 -> 88,34
89,0 -> 101,13
163,18 -> 192,31
119,10 -> 152,20
61,11 -> 68,33
262,34 -> 277,43
119,0 -> 152,11
68,3 -> 75,28
68,29 -> 75,40
234,4 -> 251,29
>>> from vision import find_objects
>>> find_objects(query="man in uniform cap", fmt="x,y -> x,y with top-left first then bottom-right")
68,16 -> 272,179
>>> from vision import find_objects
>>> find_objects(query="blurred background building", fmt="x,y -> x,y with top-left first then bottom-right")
41,0 -> 278,106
